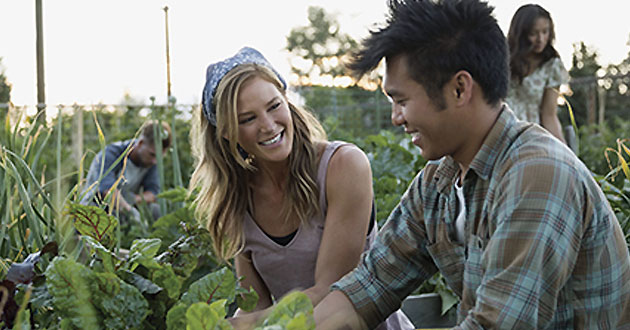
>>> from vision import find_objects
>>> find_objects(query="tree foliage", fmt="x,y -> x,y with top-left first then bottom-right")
564,42 -> 602,127
599,35 -> 630,120
570,41 -> 601,78
286,6 -> 357,84
0,57 -> 11,103
565,39 -> 630,127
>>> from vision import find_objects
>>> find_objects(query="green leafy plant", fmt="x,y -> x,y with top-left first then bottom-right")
1,185 -> 318,329
577,119 -> 630,175
357,131 -> 426,225
598,138 -> 630,249
1,207 -> 254,329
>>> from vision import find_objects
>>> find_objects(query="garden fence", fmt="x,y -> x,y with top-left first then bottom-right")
1,72 -> 627,178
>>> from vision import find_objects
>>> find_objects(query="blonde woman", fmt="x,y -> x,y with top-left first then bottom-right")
189,47 -> 413,329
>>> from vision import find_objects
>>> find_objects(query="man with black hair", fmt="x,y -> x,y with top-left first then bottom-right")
81,120 -> 171,222
314,0 -> 630,328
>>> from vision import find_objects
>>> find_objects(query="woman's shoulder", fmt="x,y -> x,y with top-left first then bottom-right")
324,141 -> 370,176
319,139 -> 366,157
541,56 -> 568,74
314,140 -> 370,175
543,56 -> 566,69
315,140 -> 363,159
542,56 -> 570,86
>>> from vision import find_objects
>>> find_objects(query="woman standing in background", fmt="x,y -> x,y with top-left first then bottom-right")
506,4 -> 570,143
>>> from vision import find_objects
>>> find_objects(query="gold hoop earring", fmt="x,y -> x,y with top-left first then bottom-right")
245,153 -> 255,165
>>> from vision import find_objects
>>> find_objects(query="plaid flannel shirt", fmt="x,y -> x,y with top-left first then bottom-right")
333,106 -> 630,329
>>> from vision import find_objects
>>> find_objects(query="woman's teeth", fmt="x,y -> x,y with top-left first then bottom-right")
261,132 -> 282,145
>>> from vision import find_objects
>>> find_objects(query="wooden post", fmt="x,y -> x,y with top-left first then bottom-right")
163,6 -> 172,99
35,0 -> 46,123
72,104 -> 84,191
586,84 -> 596,124
597,85 -> 606,125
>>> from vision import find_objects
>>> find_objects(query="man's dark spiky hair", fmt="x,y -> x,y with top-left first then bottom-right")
348,0 -> 509,106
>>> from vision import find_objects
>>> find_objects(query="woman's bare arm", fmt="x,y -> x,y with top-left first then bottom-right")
540,87 -> 566,143
303,144 -> 374,307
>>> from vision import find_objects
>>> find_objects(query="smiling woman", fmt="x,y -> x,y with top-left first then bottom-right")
188,46 -> 413,329
233,76 -> 295,164
505,4 -> 570,143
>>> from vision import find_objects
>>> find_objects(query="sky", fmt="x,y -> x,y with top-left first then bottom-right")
1,0 -> 629,107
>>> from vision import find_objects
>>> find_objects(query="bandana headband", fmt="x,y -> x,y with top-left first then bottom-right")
201,47 -> 287,126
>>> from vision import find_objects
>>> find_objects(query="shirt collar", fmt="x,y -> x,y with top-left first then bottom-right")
434,104 -> 522,193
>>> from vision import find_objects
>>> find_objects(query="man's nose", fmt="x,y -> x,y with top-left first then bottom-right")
391,104 -> 405,127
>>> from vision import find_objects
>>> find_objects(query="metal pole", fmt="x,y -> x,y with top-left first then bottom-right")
163,6 -> 172,98
35,0 -> 46,122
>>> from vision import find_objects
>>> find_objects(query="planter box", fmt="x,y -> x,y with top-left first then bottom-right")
401,293 -> 457,329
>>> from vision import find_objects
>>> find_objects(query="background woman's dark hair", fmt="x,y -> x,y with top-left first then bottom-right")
507,4 -> 560,83
347,0 -> 509,108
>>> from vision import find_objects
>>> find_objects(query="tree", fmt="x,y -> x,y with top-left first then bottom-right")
565,42 -> 601,126
0,57 -> 11,104
286,6 -> 357,86
599,34 -> 630,121
565,39 -> 630,127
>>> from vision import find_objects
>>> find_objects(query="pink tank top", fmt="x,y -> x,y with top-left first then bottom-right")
241,141 -> 414,330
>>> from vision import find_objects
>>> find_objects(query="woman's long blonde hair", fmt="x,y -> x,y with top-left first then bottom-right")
190,64 -> 327,262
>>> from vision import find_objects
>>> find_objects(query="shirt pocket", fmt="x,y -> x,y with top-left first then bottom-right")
426,239 -> 465,297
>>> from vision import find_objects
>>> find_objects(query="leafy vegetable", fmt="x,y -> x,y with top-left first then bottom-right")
257,291 -> 315,330
66,202 -> 119,248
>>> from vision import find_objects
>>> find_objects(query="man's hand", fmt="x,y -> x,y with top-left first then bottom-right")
135,191 -> 157,205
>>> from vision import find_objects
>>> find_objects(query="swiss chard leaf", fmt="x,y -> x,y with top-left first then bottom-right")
152,263 -> 182,300
127,238 -> 162,271
150,208 -> 188,250
66,202 -> 118,248
166,303 -> 187,330
258,291 -> 314,330
235,284 -> 259,313
82,236 -> 119,273
185,300 -> 232,330
156,229 -> 217,279
45,257 -> 100,330
180,267 -> 238,307
117,269 -> 162,295
90,272 -> 149,330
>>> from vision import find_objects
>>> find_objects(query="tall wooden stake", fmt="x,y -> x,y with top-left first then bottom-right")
35,0 -> 46,122
163,6 -> 172,99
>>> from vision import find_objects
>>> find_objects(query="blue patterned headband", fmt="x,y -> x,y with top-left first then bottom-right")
201,47 -> 287,126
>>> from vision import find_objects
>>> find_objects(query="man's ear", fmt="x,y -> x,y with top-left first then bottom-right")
451,70 -> 473,106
